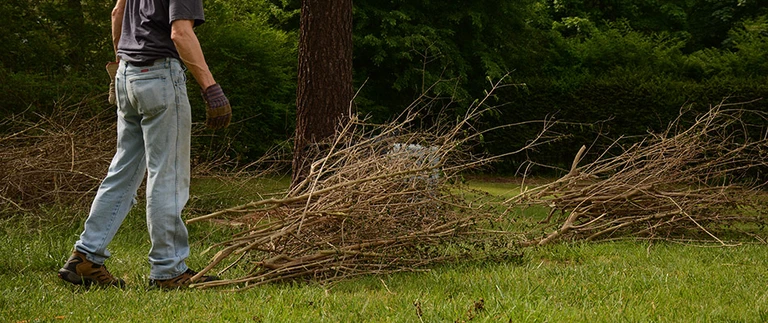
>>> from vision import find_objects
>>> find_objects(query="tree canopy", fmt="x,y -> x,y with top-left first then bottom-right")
2,0 -> 767,172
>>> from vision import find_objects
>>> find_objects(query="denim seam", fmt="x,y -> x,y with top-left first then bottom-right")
173,63 -> 189,276
93,137 -> 146,261
173,66 -> 181,262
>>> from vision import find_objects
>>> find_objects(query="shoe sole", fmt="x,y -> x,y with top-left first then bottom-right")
58,268 -> 92,286
58,268 -> 124,288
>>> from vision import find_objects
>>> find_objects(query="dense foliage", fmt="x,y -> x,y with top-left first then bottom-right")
1,0 -> 767,170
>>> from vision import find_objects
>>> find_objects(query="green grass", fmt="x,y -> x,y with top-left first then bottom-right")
3,177 -> 768,322
465,175 -> 553,199
466,181 -> 521,199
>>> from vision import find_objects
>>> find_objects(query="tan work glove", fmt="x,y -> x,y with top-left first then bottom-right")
106,62 -> 119,105
202,83 -> 232,130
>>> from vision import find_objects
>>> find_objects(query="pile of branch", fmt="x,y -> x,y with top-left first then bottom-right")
0,101 -> 244,212
513,104 -> 768,245
188,82 -> 550,289
0,104 -> 116,210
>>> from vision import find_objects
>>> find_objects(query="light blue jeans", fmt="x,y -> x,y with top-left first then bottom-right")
75,58 -> 191,280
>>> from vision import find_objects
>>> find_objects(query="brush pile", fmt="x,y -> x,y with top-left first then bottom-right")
514,104 -> 768,245
0,100 -> 244,212
187,86 -> 548,289
0,104 -> 116,210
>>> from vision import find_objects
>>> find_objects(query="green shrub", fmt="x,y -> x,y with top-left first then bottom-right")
194,19 -> 298,161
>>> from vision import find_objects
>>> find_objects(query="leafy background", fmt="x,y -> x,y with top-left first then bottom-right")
2,0 -> 767,172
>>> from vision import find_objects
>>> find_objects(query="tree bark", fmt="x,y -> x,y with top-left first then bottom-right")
292,0 -> 354,186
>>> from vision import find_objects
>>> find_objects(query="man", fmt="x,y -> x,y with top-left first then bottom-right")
57,0 -> 231,289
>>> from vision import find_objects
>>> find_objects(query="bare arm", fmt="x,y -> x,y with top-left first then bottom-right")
171,19 -> 215,89
111,0 -> 127,60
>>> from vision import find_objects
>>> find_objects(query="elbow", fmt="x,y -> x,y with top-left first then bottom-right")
170,29 -> 186,43
111,7 -> 123,21
170,21 -> 194,43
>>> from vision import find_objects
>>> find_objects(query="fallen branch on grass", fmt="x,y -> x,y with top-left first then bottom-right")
513,103 -> 768,245
188,78 -> 553,289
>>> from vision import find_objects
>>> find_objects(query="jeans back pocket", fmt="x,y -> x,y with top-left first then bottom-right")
127,75 -> 172,117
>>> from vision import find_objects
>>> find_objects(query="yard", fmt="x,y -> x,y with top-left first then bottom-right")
3,177 -> 768,322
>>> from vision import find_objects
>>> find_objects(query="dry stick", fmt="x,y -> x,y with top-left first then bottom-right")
261,235 -> 453,275
192,269 -> 309,290
629,215 -> 690,239
666,196 -> 736,247
187,165 -> 440,224
526,145 -> 595,245
230,217 -> 292,239
217,251 -> 249,276
567,145 -> 587,177
286,114 -> 410,198
186,199 -> 280,224
569,212 -> 608,230
192,78 -> 564,288
235,217 -> 328,254
190,244 -> 239,281
445,121 -> 558,174
583,211 -> 682,241
0,195 -> 27,211
202,217 -> 317,270
196,214 -> 348,278
68,135 -> 76,172
22,169 -> 103,181
233,222 -> 303,255
298,117 -> 356,234
522,106 -> 766,245
198,249 -> 390,289
197,217 -> 470,285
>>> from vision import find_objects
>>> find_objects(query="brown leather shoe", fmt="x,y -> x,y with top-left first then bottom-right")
149,268 -> 219,289
58,251 -> 125,288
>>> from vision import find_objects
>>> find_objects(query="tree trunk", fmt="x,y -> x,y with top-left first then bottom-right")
291,0 -> 354,187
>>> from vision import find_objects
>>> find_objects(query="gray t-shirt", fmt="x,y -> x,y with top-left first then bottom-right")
117,0 -> 205,63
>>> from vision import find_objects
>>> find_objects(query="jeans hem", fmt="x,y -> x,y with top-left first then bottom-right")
149,263 -> 189,280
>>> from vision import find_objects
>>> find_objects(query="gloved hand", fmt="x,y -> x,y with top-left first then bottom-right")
106,62 -> 119,105
202,83 -> 232,130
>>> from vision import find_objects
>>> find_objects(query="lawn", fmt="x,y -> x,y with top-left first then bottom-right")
2,177 -> 768,322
